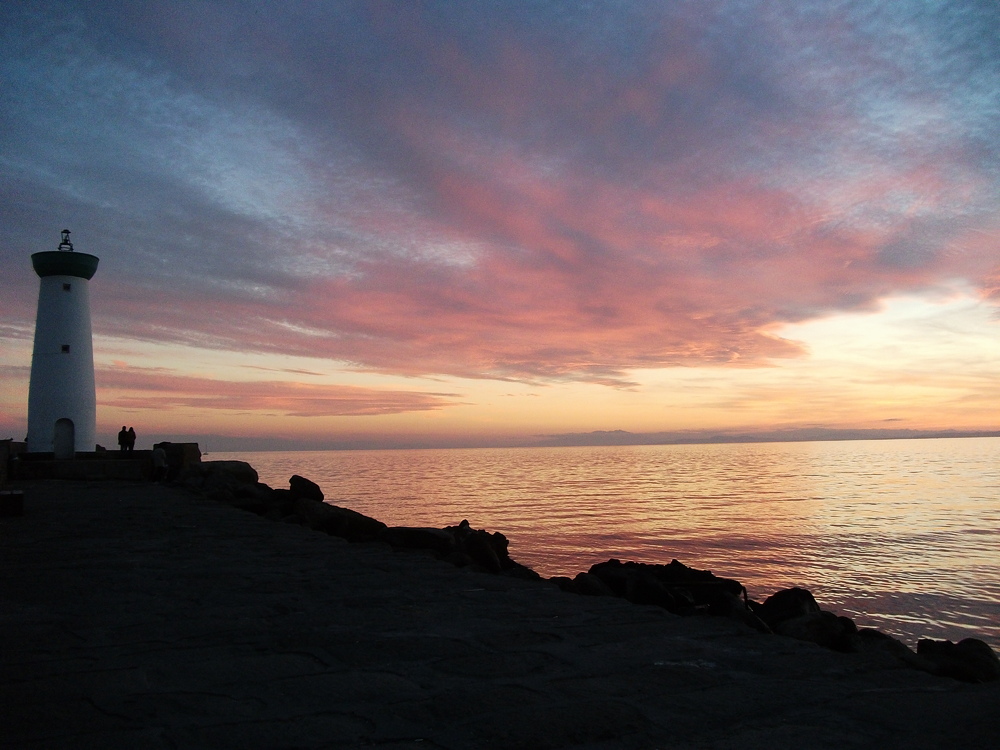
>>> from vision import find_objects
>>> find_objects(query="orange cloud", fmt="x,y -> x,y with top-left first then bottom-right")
97,365 -> 458,417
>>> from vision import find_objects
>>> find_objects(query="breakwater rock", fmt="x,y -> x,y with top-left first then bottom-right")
180,460 -> 999,683
179,461 -> 539,579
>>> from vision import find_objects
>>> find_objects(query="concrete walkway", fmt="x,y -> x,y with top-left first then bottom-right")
2,481 -> 998,749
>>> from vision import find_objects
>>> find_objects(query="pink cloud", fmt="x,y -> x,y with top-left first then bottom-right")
87,138 -> 998,388
38,7 -> 995,389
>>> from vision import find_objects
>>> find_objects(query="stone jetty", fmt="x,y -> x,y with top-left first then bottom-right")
2,461 -> 999,748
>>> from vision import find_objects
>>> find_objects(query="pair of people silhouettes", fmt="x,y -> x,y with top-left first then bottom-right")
117,426 -> 136,452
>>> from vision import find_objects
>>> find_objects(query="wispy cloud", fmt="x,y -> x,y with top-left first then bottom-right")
98,365 -> 458,417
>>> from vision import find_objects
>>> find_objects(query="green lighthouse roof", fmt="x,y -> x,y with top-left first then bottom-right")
31,251 -> 100,280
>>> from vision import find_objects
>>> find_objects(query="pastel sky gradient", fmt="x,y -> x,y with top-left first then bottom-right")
2,1 -> 998,449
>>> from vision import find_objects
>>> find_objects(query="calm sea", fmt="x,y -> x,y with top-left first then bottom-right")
214,438 -> 1000,648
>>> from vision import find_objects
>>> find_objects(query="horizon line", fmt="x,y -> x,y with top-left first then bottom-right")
194,427 -> 1000,453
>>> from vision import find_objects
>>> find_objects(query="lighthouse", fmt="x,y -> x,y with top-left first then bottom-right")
26,230 -> 100,458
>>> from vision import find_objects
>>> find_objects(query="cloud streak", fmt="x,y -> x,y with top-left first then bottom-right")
97,366 -> 458,417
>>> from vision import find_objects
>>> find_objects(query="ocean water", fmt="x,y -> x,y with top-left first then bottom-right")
213,438 -> 1000,648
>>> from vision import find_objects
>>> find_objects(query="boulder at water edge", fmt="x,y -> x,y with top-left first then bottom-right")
179,460 -> 278,514
754,586 -> 821,626
379,526 -> 457,557
753,587 -> 862,652
289,474 -> 324,502
440,520 -> 540,579
574,559 -> 767,628
917,638 -> 1000,682
293,497 -> 387,542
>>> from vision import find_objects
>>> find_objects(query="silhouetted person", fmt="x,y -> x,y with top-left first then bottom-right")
117,426 -> 128,453
126,426 -> 136,452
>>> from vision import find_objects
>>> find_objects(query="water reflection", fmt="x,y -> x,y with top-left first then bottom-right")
216,438 -> 1000,647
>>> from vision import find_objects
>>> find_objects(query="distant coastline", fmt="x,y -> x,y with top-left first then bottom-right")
147,428 -> 1000,453
534,427 -> 1000,448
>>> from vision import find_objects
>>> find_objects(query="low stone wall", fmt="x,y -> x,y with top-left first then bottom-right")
4,441 -> 202,483
10,451 -> 153,481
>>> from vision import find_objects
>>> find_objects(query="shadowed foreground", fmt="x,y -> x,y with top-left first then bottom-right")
2,481 -> 998,749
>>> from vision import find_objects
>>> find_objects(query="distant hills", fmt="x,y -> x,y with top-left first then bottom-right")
534,427 -> 1000,448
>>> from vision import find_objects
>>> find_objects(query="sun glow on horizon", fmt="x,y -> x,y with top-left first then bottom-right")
3,288 -> 996,450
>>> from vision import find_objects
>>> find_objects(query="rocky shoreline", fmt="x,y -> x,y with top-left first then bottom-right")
183,459 -> 1000,685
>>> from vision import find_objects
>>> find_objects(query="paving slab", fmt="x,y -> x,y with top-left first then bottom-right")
2,480 -> 998,749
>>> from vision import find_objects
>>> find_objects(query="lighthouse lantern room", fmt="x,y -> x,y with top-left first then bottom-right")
26,230 -> 100,458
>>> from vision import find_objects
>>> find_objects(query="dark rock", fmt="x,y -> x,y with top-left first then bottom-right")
567,572 -> 616,597
441,550 -> 475,568
858,628 -> 913,655
917,638 -> 1000,682
194,461 -> 270,513
380,526 -> 457,556
195,461 -> 262,506
856,629 -> 927,670
178,465 -> 207,491
587,559 -> 635,597
713,591 -> 772,633
228,482 -> 278,515
587,559 -> 745,616
270,488 -> 297,516
754,589 -> 866,651
462,531 -> 502,572
201,472 -> 233,496
293,498 -> 387,542
205,485 -> 235,505
435,520 -> 540,579
446,520 -> 504,570
773,611 -> 861,652
738,608 -> 773,634
289,474 -> 324,502
202,460 -> 258,485
593,562 -> 675,608
756,587 -> 821,629
500,562 -> 542,581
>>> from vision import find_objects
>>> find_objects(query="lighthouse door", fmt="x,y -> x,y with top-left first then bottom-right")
53,418 -> 75,459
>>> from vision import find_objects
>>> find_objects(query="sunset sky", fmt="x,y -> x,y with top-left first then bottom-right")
2,1 -> 999,450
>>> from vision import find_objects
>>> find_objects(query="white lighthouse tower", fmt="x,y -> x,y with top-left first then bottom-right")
26,230 -> 100,458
